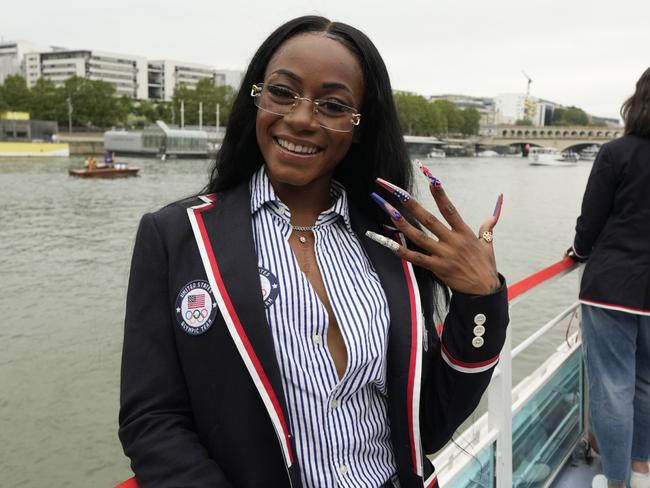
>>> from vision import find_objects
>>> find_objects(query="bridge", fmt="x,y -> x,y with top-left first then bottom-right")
478,125 -> 623,152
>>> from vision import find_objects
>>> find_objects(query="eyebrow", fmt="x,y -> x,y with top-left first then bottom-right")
269,68 -> 353,94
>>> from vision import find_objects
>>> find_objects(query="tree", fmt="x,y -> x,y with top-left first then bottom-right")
61,76 -> 127,127
1,75 -> 32,111
460,108 -> 481,136
171,79 -> 236,127
432,100 -> 463,135
393,92 -> 448,136
552,106 -> 589,126
30,78 -> 66,121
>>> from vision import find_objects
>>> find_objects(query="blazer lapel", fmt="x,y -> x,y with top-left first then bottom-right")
186,183 -> 295,468
350,208 -> 425,478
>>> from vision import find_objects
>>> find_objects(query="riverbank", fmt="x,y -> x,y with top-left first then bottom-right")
58,132 -> 104,155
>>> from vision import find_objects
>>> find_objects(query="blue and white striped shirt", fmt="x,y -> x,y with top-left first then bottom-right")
250,167 -> 397,488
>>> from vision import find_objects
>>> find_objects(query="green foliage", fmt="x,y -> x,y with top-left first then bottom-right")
552,106 -> 589,126
393,92 -> 480,136
0,75 -> 182,129
460,107 -> 481,136
30,78 -> 65,121
171,79 -> 236,126
515,119 -> 533,126
2,75 -> 32,111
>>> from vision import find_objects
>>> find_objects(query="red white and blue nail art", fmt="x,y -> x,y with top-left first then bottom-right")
493,193 -> 504,223
370,192 -> 402,220
375,177 -> 411,202
416,160 -> 442,187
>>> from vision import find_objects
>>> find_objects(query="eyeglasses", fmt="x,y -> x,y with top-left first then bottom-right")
251,83 -> 361,133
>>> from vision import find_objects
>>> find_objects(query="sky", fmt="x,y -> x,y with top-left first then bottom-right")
5,0 -> 650,120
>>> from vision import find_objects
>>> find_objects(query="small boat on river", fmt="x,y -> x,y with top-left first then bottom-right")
529,147 -> 579,167
68,165 -> 139,178
69,156 -> 139,178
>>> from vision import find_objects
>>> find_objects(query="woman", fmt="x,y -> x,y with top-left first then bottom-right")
569,67 -> 650,488
119,16 -> 508,488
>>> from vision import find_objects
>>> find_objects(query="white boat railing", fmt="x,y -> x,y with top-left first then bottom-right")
433,257 -> 582,488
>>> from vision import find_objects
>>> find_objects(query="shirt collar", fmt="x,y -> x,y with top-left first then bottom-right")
249,165 -> 351,230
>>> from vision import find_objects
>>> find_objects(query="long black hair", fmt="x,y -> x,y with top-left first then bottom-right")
621,66 -> 650,138
205,15 -> 411,220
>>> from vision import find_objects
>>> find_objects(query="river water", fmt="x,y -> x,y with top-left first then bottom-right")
0,155 -> 591,487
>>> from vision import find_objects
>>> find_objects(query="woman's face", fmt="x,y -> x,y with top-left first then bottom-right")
255,33 -> 364,190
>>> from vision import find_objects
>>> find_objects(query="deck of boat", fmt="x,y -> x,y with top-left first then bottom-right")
551,448 -> 602,488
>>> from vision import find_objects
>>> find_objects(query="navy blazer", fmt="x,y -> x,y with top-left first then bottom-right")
574,135 -> 650,314
119,181 -> 509,488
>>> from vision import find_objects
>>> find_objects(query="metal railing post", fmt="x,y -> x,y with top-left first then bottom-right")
488,323 -> 513,488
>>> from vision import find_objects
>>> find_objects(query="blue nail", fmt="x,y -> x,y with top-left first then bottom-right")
370,192 -> 402,220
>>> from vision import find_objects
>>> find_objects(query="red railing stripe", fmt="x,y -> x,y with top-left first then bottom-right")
507,257 -> 577,303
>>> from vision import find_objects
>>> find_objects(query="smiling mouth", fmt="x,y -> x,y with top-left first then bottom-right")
274,137 -> 322,155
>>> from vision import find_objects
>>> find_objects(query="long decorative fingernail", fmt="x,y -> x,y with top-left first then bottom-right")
370,192 -> 402,220
416,160 -> 442,188
374,178 -> 411,202
365,231 -> 400,251
493,193 -> 503,223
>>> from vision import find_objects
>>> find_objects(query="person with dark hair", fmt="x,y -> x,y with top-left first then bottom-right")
568,67 -> 650,488
119,16 -> 509,488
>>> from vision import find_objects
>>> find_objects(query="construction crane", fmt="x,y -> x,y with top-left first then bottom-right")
522,71 -> 532,96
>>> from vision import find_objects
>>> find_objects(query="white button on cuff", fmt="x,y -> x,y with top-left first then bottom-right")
473,325 -> 486,337
472,336 -> 485,348
313,334 -> 321,345
474,313 -> 486,325
339,465 -> 348,475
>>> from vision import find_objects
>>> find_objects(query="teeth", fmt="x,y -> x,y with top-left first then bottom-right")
277,138 -> 319,154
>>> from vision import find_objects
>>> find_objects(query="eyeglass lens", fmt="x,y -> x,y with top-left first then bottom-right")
252,84 -> 359,132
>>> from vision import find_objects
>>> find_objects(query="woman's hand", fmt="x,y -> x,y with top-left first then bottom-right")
369,166 -> 502,295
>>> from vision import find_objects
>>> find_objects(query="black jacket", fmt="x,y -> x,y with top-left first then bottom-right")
119,181 -> 509,488
574,135 -> 650,314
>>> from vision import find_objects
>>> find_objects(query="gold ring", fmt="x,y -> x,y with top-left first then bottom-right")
480,231 -> 493,243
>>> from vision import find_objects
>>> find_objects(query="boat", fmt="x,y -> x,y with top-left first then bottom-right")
559,151 -> 580,163
529,147 -> 578,166
104,121 -> 219,158
476,150 -> 500,158
114,258 -> 603,488
426,148 -> 446,158
579,145 -> 599,161
68,163 -> 139,178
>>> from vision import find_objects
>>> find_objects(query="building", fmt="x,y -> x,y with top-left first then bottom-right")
0,39 -> 244,102
495,93 -> 557,126
147,61 -> 243,101
0,40 -> 60,84
24,49 -> 148,99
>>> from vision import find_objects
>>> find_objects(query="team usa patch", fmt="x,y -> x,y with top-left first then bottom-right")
175,280 -> 218,335
259,267 -> 280,309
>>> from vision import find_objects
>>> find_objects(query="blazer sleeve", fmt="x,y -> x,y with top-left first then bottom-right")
118,213 -> 234,488
573,145 -> 617,258
420,276 -> 509,454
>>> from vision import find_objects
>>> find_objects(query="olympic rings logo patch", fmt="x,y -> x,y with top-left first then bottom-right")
175,280 -> 217,335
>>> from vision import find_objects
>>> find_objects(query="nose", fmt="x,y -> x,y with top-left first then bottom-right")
284,97 -> 319,130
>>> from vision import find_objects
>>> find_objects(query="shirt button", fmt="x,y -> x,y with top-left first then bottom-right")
330,399 -> 339,409
338,465 -> 348,475
312,334 -> 321,345
474,313 -> 487,325
473,325 -> 486,336
472,336 -> 485,348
